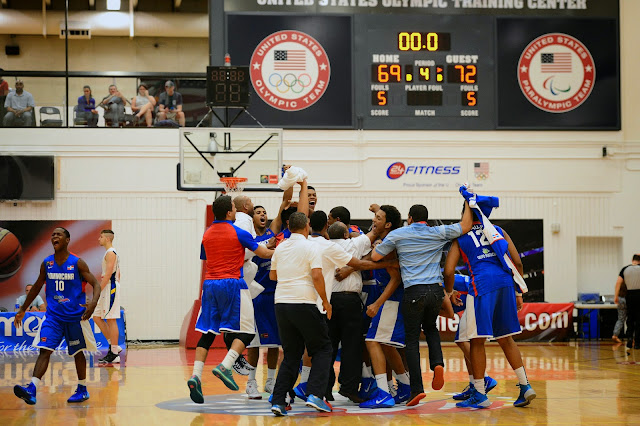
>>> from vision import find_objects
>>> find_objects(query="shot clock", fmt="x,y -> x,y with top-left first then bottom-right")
206,66 -> 251,107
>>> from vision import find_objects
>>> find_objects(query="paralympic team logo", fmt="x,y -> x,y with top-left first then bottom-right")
517,33 -> 596,113
250,30 -> 331,112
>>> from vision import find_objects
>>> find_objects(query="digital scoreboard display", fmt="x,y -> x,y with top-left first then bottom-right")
223,1 -> 620,130
356,15 -> 494,130
206,66 -> 251,107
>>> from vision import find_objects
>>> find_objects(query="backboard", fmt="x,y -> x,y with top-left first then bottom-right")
178,127 -> 283,192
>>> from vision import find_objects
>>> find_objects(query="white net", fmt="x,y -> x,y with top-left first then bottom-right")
220,177 -> 247,196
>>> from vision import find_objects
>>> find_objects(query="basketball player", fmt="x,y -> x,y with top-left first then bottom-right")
187,195 -> 274,403
358,205 -> 413,408
444,206 -> 535,408
93,229 -> 122,364
13,227 -> 101,405
245,205 -> 281,399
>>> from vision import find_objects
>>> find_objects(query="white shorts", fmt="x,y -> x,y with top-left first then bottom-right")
94,281 -> 121,319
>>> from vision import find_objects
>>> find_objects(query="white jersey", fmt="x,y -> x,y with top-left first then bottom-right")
102,247 -> 120,283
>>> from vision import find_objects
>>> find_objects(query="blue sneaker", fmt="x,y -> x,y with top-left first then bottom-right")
187,375 -> 204,404
484,376 -> 498,394
306,394 -> 332,413
456,388 -> 490,409
293,382 -> 308,402
14,383 -> 37,405
271,404 -> 288,416
359,388 -> 395,409
358,377 -> 378,401
394,383 -> 411,404
514,383 -> 536,407
212,364 -> 239,391
453,383 -> 475,401
67,385 -> 90,403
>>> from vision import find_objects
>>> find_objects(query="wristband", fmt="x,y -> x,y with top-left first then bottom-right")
515,292 -> 523,297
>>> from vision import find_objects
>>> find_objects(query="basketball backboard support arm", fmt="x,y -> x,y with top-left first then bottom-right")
196,106 -> 248,128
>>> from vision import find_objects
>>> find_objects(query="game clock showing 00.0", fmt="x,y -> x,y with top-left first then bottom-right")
356,14 -> 495,130
206,66 -> 251,107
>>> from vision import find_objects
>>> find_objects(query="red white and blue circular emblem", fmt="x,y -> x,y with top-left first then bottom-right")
250,30 -> 331,112
517,33 -> 596,113
387,162 -> 406,179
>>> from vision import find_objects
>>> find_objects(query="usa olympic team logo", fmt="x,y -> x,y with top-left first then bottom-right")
250,30 -> 331,112
387,162 -> 406,179
517,33 -> 596,113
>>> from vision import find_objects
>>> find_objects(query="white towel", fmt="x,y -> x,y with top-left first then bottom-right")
277,166 -> 308,190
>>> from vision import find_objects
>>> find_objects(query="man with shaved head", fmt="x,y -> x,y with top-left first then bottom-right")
3,80 -> 35,127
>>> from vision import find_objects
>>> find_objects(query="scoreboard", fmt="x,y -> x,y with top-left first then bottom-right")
222,1 -> 620,130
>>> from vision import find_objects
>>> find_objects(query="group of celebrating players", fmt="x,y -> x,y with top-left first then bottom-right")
188,166 -> 537,416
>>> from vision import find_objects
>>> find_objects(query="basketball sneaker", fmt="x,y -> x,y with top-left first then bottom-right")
271,404 -> 288,416
187,375 -> 204,404
358,377 -> 377,401
456,389 -> 490,409
246,379 -> 262,400
453,383 -> 475,401
306,394 -> 332,413
212,364 -> 239,391
233,354 -> 252,376
359,388 -> 395,409
394,383 -> 411,404
406,392 -> 426,407
99,350 -> 121,364
67,385 -> 90,403
514,383 -> 536,407
293,382 -> 308,401
264,378 -> 275,394
14,383 -> 37,405
485,376 -> 498,393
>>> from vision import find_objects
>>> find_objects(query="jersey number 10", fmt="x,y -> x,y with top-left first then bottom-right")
55,280 -> 65,291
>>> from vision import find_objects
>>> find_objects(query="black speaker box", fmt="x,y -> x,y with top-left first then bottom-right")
5,46 -> 20,56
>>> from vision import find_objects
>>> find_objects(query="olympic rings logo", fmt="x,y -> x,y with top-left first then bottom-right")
268,73 -> 312,94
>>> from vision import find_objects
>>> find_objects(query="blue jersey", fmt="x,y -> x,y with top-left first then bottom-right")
457,223 -> 514,297
373,267 -> 403,303
43,254 -> 85,322
253,229 -> 277,293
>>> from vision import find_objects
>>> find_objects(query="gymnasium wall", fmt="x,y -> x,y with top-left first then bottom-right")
0,0 -> 638,340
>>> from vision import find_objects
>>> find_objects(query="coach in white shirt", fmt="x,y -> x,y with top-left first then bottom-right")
269,211 -> 333,414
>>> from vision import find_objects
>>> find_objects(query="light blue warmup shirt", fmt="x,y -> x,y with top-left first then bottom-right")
375,222 -> 463,288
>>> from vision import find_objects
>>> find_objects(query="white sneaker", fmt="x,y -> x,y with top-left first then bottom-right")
233,355 -> 253,376
246,379 -> 262,400
265,378 -> 276,394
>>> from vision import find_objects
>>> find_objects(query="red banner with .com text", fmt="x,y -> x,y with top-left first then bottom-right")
438,303 -> 575,342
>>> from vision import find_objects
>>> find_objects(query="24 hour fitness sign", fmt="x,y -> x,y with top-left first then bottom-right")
250,30 -> 331,111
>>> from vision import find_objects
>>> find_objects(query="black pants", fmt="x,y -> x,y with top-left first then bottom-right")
402,283 -> 445,394
326,292 -> 363,396
627,290 -> 640,345
272,303 -> 333,406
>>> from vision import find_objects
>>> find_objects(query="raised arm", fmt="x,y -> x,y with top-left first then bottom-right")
459,201 -> 473,234
269,186 -> 294,234
298,179 -> 309,217
14,262 -> 47,328
444,239 -> 460,295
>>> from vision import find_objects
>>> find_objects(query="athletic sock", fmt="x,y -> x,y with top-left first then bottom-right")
375,374 -> 390,393
78,379 -> 87,387
111,345 -> 120,354
221,349 -> 240,370
267,368 -> 277,380
248,367 -> 257,381
514,367 -> 529,385
362,363 -> 373,379
396,372 -> 410,386
192,361 -> 204,378
468,374 -> 474,385
31,377 -> 41,387
474,378 -> 486,395
300,366 -> 311,384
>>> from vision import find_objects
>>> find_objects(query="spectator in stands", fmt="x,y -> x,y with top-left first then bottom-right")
77,85 -> 99,127
0,69 -> 9,127
157,80 -> 185,127
99,84 -> 127,127
16,284 -> 46,312
3,80 -> 35,127
131,84 -> 156,127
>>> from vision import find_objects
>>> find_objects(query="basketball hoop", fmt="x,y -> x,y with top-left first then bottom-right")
220,176 -> 248,196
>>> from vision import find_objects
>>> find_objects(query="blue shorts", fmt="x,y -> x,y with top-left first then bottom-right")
365,295 -> 405,348
248,291 -> 281,348
361,284 -> 382,335
457,286 -> 521,341
195,278 -> 255,335
34,315 -> 97,356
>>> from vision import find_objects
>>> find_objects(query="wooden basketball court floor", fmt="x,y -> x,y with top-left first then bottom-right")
1,342 -> 639,425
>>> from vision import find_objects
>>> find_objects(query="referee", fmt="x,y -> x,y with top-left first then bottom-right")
269,211 -> 333,416
618,254 -> 640,350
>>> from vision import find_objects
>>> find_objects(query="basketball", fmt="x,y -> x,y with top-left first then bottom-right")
0,228 -> 23,282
